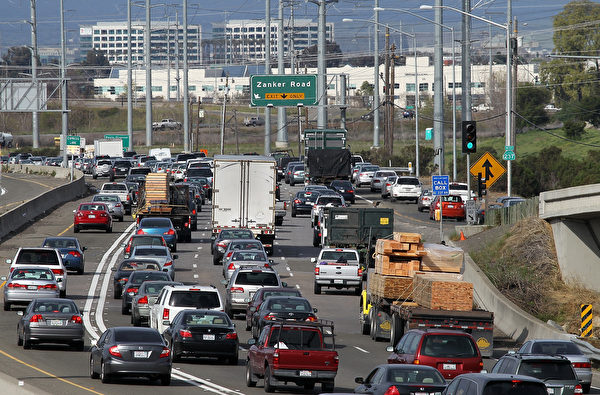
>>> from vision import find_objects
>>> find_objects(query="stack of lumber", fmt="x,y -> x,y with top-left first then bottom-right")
373,233 -> 425,277
142,173 -> 169,211
412,273 -> 473,311
420,243 -> 463,273
368,272 -> 414,300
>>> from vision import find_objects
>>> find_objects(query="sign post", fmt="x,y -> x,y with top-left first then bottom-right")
250,75 -> 318,107
432,175 -> 450,242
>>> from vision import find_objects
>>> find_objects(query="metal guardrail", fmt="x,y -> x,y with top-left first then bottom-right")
484,196 -> 539,226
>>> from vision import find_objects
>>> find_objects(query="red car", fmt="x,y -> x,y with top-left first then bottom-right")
73,202 -> 113,233
387,329 -> 483,380
429,195 -> 465,221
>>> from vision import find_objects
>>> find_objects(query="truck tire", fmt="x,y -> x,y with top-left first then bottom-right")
312,231 -> 320,248
360,308 -> 370,335
321,381 -> 335,393
291,208 -> 296,217
369,307 -> 380,341
264,365 -> 275,393
245,361 -> 257,387
314,282 -> 321,295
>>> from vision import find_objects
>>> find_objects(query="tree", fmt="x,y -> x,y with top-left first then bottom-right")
515,84 -> 551,130
82,49 -> 110,78
563,119 -> 586,140
1,46 -> 36,78
299,41 -> 343,68
356,81 -> 374,96
539,0 -> 600,103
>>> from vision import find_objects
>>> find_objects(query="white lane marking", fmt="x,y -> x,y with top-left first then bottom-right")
172,369 -> 245,395
197,246 -> 203,250
286,267 -> 291,271
289,273 -> 294,277
356,194 -> 373,204
193,264 -> 198,268
194,274 -> 199,278
354,346 -> 370,353
170,372 -> 229,394
83,222 -> 135,340
280,257 -> 285,260
194,254 -> 199,258
0,186 -> 5,196
295,284 -> 300,289
325,330 -> 332,334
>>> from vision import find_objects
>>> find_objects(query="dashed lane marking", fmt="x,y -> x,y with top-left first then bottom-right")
353,346 -> 370,353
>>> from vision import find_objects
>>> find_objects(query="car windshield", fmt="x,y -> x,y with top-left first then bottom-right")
187,168 -> 213,177
93,195 -> 119,202
397,178 -> 420,185
119,261 -> 160,271
33,301 -> 77,313
232,251 -> 267,261
114,161 -> 131,167
220,230 -> 254,239
234,271 -> 279,286
268,328 -> 323,350
130,168 -> 152,175
482,381 -> 547,395
376,171 -> 396,177
140,218 -> 172,228
518,360 -> 576,380
11,268 -> 54,280
183,312 -> 230,326
43,239 -> 77,249
262,290 -> 301,299
16,250 -> 60,265
80,204 -> 107,211
387,368 -> 445,385
134,248 -> 167,257
114,329 -> 162,343
131,237 -> 165,248
103,184 -> 127,191
441,196 -> 463,203
530,342 -> 583,355
320,251 -> 358,262
230,242 -> 263,250
130,272 -> 171,285
141,282 -> 174,295
317,197 -> 343,205
331,181 -> 352,188
267,298 -> 311,312
169,291 -> 221,308
420,335 -> 478,358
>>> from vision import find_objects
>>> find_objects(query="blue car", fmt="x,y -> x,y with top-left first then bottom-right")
136,217 -> 178,252
41,237 -> 86,275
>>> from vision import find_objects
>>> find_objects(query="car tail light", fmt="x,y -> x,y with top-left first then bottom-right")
383,385 -> 400,395
230,287 -> 244,293
358,267 -> 363,277
226,332 -> 238,340
575,384 -> 583,394
162,308 -> 170,320
227,263 -> 235,271
137,295 -> 148,305
115,203 -> 122,208
165,229 -> 175,235
164,261 -> 173,267
192,209 -> 196,215
273,352 -> 279,365
68,251 -> 82,258
573,362 -> 592,369
217,242 -> 227,249
109,346 -> 122,357
30,314 -> 44,322
119,277 -> 129,283
70,315 -> 83,324
184,221 -> 189,228
184,178 -> 188,182
413,359 -> 420,365
160,347 -> 171,358
348,189 -> 354,193
137,229 -> 146,235
179,329 -> 192,338
39,284 -> 58,290
125,245 -> 131,254
7,283 -> 26,288
305,316 -> 317,322
51,269 -> 64,276
225,252 -> 233,259
294,199 -> 301,204
203,184 -> 209,189
314,267 -> 320,275
127,287 -> 138,294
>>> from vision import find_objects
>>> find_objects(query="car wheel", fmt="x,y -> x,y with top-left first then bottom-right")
418,207 -> 423,212
109,174 -> 114,182
583,383 -> 591,393
291,208 -> 296,217
3,302 -> 10,311
160,374 -> 171,386
172,244 -> 177,252
370,188 -> 375,192
119,216 -> 124,222
191,223 -> 197,231
225,305 -> 233,319
245,361 -> 257,387
264,365 -> 275,393
114,286 -> 121,299
354,284 -> 362,296
121,304 -> 129,315
290,180 -> 295,186
100,361 -> 111,383
23,335 -> 31,349
17,330 -> 23,346
252,324 -> 259,339
228,353 -> 238,365
73,225 -> 79,233
90,357 -> 99,379
213,256 -> 220,266
106,225 -> 112,233
312,232 -> 320,248
77,268 -> 84,275
170,340 -> 180,362
245,319 -> 251,331
92,174 -> 97,179
314,282 -> 322,295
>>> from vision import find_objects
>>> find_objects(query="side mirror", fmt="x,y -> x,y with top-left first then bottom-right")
220,279 -> 228,286
82,247 -> 87,251
281,282 -> 287,287
480,369 -> 488,374
247,338 -> 256,345
355,377 -> 364,384
173,254 -> 179,259
310,258 -> 317,263
16,311 -> 23,316
249,306 -> 256,313
268,259 -> 274,264
5,259 -> 12,265
386,346 -> 394,352
72,209 -> 77,213
507,350 -> 516,355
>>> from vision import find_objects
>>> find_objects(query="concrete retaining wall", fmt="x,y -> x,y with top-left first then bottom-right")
0,166 -> 87,241
5,164 -> 79,179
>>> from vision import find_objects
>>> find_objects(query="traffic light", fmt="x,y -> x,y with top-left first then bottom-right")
462,121 -> 477,154
477,173 -> 487,198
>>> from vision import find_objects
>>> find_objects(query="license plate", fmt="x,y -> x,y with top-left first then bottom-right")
202,334 -> 215,341
27,285 -> 37,290
443,363 -> 456,370
334,279 -> 343,284
299,370 -> 312,377
134,351 -> 148,358
49,320 -> 63,326
414,393 -> 427,395
88,214 -> 96,218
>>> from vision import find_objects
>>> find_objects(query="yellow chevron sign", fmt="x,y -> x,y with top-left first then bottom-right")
581,304 -> 593,337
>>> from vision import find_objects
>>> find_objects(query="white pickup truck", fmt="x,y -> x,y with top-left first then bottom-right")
311,248 -> 363,295
152,119 -> 182,130
99,182 -> 132,214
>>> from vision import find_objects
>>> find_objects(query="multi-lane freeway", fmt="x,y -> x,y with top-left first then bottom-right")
0,177 -> 597,394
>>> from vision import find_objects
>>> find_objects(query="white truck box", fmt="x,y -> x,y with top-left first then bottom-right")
94,139 -> 123,158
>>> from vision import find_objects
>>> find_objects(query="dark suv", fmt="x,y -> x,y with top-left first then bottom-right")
110,160 -> 133,181
386,329 -> 483,380
443,373 -> 548,395
491,353 -> 582,395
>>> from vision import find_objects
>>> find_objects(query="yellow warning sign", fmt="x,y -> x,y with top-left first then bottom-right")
469,152 -> 506,188
581,304 -> 593,337
265,92 -> 306,100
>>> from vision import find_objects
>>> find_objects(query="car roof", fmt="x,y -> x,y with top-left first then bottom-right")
264,296 -> 309,303
505,353 -> 571,361
132,245 -> 169,250
453,373 -> 545,384
44,236 -> 77,241
163,284 -> 219,291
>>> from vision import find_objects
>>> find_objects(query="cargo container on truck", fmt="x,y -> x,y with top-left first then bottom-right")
94,139 -> 123,158
303,129 -> 351,184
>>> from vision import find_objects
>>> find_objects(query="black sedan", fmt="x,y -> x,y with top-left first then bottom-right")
111,259 -> 161,299
17,298 -> 85,350
211,228 -> 256,265
291,190 -> 320,217
354,364 -> 446,395
329,179 -> 356,204
163,309 -> 238,364
252,296 -> 317,339
121,271 -> 173,315
90,326 -> 171,385
245,287 -> 302,331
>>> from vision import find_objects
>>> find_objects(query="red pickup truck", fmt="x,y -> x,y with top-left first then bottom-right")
245,320 -> 338,392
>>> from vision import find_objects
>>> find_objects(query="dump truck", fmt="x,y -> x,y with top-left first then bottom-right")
135,173 -> 193,242
359,234 -> 494,357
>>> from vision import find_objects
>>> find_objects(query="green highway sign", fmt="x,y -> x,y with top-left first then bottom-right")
250,74 -> 318,107
104,134 -> 130,151
66,136 -> 81,146
503,151 -> 516,161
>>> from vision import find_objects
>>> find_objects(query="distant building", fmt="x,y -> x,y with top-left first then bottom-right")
78,21 -> 203,65
38,47 -> 77,65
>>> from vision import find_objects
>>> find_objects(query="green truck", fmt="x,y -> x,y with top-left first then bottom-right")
304,129 -> 351,184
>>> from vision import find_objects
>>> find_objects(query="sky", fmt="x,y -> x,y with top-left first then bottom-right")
0,0 -> 596,58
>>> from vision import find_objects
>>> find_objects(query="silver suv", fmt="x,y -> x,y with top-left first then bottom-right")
92,159 -> 112,179
222,265 -> 285,318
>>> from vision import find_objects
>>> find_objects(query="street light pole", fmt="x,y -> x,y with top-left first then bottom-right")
145,0 -> 152,147
60,0 -> 68,166
183,0 -> 190,152
373,0 -> 380,148
127,0 -> 133,152
30,0 -> 39,149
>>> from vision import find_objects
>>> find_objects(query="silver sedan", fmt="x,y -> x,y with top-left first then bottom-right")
222,250 -> 272,281
3,267 -> 60,311
129,245 -> 178,280
92,194 -> 125,222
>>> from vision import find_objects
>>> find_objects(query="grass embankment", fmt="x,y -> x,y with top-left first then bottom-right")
471,217 -> 600,334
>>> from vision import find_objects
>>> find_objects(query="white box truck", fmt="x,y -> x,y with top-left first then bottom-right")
211,155 -> 276,254
94,139 -> 123,158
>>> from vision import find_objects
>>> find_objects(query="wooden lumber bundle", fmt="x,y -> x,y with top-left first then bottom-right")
412,273 -> 473,311
420,243 -> 463,273
374,254 -> 420,277
142,173 -> 169,211
368,272 -> 413,300
375,239 -> 425,258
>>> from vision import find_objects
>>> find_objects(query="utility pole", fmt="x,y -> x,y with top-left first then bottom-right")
175,11 -> 180,101
433,0 -> 444,173
384,26 -> 390,153
60,0 -> 68,166
511,17 -> 518,157
316,0 -> 328,129
506,0 -> 513,196
144,0 -> 152,146
462,0 -> 471,190
390,44 -> 395,157
373,0 -> 380,148
127,0 -> 133,151
340,74 -> 347,131
183,0 -> 190,152
167,16 -> 171,102
264,0 -> 271,156
220,75 -> 228,155
276,0 -> 288,148
30,0 -> 39,149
